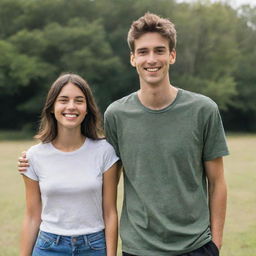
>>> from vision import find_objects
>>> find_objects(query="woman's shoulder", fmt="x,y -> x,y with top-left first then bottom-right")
27,142 -> 51,156
88,138 -> 111,147
88,138 -> 115,153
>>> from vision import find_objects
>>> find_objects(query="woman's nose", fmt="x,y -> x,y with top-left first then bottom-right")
67,100 -> 75,109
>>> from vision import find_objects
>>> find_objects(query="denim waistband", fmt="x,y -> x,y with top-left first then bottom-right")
39,230 -> 104,246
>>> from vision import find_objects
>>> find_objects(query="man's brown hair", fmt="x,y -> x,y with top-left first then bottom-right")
127,12 -> 177,53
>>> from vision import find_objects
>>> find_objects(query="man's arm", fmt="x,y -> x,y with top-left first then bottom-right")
205,157 -> 227,250
18,152 -> 29,172
104,109 -> 123,183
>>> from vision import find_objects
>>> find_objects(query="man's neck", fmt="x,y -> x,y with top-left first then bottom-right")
138,82 -> 178,110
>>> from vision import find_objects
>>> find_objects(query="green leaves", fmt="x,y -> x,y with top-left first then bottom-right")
0,0 -> 255,131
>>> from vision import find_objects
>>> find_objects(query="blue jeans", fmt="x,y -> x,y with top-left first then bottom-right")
32,230 -> 106,256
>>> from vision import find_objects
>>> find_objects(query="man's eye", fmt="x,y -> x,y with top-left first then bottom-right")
138,50 -> 147,55
157,49 -> 165,54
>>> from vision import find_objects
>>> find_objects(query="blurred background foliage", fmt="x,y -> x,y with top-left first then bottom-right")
0,0 -> 255,133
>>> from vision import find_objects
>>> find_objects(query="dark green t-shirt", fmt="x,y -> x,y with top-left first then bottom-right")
104,89 -> 229,256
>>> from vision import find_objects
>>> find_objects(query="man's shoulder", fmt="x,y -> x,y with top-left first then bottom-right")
105,92 -> 137,115
181,89 -> 218,110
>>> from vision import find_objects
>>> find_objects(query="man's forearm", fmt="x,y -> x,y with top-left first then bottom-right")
208,179 -> 227,249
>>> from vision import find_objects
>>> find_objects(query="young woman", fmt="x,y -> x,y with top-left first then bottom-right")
20,73 -> 119,256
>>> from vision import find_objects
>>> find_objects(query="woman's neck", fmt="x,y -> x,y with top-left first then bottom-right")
52,129 -> 86,152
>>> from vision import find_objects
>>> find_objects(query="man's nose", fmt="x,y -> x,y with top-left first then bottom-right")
147,52 -> 157,64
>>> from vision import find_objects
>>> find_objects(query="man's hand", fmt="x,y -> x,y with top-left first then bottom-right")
18,151 -> 29,172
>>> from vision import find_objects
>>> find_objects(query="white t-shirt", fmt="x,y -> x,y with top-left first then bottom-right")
21,138 -> 119,236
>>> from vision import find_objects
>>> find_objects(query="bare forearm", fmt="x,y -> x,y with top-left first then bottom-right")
209,179 -> 227,249
104,210 -> 118,256
20,215 -> 41,256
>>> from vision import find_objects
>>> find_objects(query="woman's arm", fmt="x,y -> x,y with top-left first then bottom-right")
102,161 -> 120,256
20,176 -> 42,256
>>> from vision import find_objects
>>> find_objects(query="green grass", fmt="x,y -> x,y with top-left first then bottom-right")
0,135 -> 255,256
0,130 -> 34,141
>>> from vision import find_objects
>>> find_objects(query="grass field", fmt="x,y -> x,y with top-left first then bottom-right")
0,135 -> 255,256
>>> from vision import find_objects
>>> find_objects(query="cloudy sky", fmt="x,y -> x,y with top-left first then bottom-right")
176,0 -> 256,8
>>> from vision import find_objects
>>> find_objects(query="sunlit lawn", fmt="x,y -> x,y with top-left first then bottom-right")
0,135 -> 255,256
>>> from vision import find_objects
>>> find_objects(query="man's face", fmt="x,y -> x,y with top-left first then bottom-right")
130,32 -> 176,87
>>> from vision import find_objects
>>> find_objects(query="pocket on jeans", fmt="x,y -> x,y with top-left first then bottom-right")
209,240 -> 219,255
35,233 -> 56,250
88,231 -> 106,250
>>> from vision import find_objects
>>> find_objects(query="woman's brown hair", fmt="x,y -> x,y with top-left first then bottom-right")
35,73 -> 103,142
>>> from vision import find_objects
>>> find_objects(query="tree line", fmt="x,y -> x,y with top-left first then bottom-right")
0,0 -> 255,132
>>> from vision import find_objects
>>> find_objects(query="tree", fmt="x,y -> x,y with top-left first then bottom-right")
172,2 -> 239,110
0,0 -> 255,131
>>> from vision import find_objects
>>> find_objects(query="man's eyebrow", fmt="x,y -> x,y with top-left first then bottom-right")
155,46 -> 167,49
136,46 -> 167,51
136,47 -> 148,51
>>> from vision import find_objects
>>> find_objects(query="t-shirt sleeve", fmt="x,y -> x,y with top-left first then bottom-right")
102,142 -> 119,173
203,103 -> 229,161
20,149 -> 39,181
104,108 -> 120,157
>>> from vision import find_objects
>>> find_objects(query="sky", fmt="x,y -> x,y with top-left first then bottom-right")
176,0 -> 256,8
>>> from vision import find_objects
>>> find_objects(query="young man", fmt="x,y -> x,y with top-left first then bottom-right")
104,13 -> 228,256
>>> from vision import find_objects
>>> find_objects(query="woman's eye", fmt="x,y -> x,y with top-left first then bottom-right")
76,100 -> 84,104
59,99 -> 68,103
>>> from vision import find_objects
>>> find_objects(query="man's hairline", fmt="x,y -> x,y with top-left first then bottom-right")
128,32 -> 175,54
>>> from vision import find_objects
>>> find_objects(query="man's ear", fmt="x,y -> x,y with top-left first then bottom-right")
169,50 -> 176,65
130,52 -> 136,67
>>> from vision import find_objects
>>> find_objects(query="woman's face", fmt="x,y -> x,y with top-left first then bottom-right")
53,83 -> 87,131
